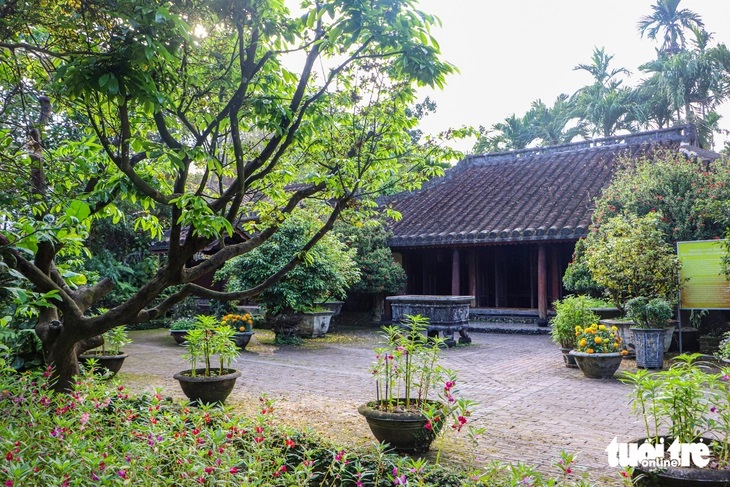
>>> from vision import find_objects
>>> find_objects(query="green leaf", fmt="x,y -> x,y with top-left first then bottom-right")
65,200 -> 91,221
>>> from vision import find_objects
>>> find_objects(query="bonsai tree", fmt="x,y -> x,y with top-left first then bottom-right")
582,213 -> 683,312
0,0 -> 455,391
216,210 -> 361,317
550,295 -> 600,349
625,297 -> 673,329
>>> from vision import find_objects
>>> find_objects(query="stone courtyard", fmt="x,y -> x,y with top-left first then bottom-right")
120,326 -> 646,486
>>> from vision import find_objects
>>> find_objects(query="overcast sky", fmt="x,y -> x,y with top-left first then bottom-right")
413,0 -> 730,152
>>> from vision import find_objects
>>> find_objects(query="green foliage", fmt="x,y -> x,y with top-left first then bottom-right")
550,296 -> 600,348
0,369 -> 621,486
593,150 -> 730,242
623,353 -> 730,467
0,0 -> 458,389
169,317 -> 197,331
624,297 -> 673,329
563,239 -> 605,297
182,315 -> 238,377
370,315 -> 483,464
583,213 -> 683,311
218,211 -> 360,315
335,220 -> 406,296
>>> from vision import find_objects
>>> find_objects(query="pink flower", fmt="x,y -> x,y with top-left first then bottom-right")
229,467 -> 238,474
79,412 -> 90,426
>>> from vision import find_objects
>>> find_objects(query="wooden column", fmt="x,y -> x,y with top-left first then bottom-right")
537,244 -> 548,323
451,248 -> 460,295
529,249 -> 536,308
468,249 -> 477,306
494,248 -> 501,307
551,247 -> 560,305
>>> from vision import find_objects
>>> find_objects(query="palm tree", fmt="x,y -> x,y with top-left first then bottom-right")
528,95 -> 586,146
573,48 -> 638,137
574,47 -> 630,89
638,0 -> 704,54
639,41 -> 729,142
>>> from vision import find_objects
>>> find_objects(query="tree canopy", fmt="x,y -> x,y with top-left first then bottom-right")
0,0 -> 456,390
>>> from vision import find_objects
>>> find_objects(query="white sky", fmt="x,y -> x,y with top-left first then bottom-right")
414,0 -> 730,152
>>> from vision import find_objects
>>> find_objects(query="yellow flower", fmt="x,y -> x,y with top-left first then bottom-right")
594,337 -> 603,344
587,348 -> 595,354
579,338 -> 587,348
621,349 -> 629,356
247,320 -> 253,326
611,326 -> 618,332
239,326 -> 246,332
599,324 -> 606,331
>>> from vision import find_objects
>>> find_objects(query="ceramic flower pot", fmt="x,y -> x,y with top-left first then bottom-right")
570,351 -> 623,379
231,331 -> 254,349
78,351 -> 128,377
173,368 -> 241,405
170,330 -> 189,345
358,400 -> 442,454
631,437 -> 730,486
632,328 -> 666,369
560,347 -> 579,368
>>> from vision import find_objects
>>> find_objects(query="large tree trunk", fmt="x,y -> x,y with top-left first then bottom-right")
36,319 -> 103,392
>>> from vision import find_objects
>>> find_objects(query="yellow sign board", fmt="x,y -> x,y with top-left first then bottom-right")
677,240 -> 730,309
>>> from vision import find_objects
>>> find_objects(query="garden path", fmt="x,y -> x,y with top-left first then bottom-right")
120,326 -> 644,486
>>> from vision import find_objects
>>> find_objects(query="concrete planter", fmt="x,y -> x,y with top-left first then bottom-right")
298,311 -> 334,338
570,351 -> 623,379
560,347 -> 579,368
231,331 -> 254,349
173,368 -> 241,405
600,319 -> 635,357
358,400 -> 442,454
79,351 -> 128,377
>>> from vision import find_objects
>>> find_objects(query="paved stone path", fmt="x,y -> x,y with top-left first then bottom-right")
120,326 -> 645,485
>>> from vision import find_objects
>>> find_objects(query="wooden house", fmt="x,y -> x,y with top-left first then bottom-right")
387,125 -> 712,323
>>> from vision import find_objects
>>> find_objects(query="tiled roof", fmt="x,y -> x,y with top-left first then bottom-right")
388,126 -> 700,248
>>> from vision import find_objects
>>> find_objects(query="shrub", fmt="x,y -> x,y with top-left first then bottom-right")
217,211 -> 360,316
593,150 -> 730,242
0,369 -> 630,486
583,213 -> 682,311
551,296 -> 600,348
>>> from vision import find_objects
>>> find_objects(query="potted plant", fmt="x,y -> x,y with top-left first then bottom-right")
222,313 -> 255,349
570,323 -> 626,378
551,295 -> 600,368
625,297 -> 673,369
358,314 -> 479,456
173,315 -> 241,404
79,325 -> 131,377
622,354 -> 730,485
169,317 -> 197,345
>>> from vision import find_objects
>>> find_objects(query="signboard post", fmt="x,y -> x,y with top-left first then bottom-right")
677,240 -> 730,353
677,240 -> 730,310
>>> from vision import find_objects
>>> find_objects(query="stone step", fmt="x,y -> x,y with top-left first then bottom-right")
467,321 -> 551,335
